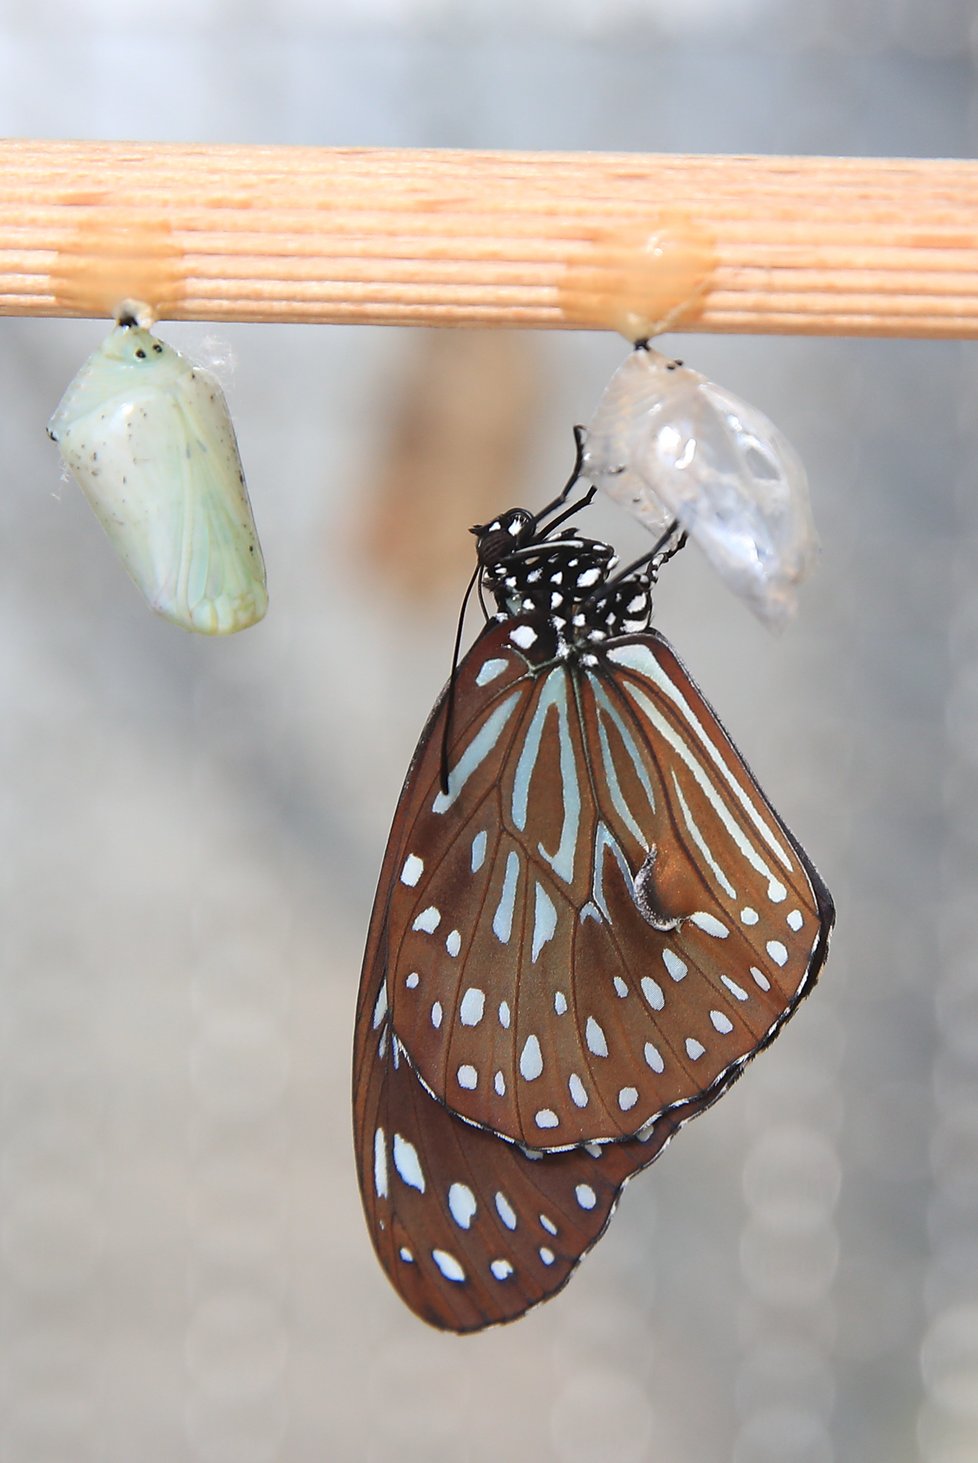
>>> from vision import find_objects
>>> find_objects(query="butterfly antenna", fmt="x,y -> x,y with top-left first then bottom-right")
534,426 -> 590,529
541,482 -> 597,537
440,561 -> 481,795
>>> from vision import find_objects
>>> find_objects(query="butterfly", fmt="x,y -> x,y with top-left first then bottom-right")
353,448 -> 834,1331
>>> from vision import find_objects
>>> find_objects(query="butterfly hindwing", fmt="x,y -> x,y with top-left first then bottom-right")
354,997 -> 706,1332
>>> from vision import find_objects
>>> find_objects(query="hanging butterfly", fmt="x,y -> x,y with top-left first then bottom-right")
353,438 -> 834,1331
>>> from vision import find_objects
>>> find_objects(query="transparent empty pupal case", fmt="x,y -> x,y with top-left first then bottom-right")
583,346 -> 818,630
48,314 -> 268,635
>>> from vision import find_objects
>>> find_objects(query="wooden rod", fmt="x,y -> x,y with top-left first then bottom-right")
2,139 -> 977,338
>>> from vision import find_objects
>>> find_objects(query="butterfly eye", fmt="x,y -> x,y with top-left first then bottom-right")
354,464 -> 834,1332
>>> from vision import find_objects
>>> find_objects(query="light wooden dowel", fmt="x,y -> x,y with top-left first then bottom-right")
2,139 -> 978,338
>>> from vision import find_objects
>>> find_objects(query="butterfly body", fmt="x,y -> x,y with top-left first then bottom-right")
354,497 -> 833,1331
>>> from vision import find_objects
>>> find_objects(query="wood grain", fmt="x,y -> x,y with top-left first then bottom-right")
1,140 -> 977,337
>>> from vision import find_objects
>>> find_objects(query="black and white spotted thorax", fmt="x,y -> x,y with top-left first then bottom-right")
472,507 -> 654,662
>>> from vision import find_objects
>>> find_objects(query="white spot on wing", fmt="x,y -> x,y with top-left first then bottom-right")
498,1000 -> 511,1029
721,975 -> 749,1002
787,909 -> 804,931
613,976 -> 629,998
685,1037 -> 706,1060
490,1259 -> 514,1280
471,829 -> 488,873
495,1191 -> 517,1229
405,972 -> 419,989
392,1133 -> 425,1192
750,965 -> 771,991
457,1064 -> 478,1090
494,1070 -> 506,1096
539,1246 -> 556,1265
690,911 -> 729,938
663,950 -> 687,982
539,1214 -> 558,1236
710,1010 -> 734,1034
432,1249 -> 466,1282
554,990 -> 568,1015
644,1041 -> 664,1073
531,882 -> 558,963
448,1182 -> 477,1229
371,984 -> 388,1030
445,929 -> 461,957
431,1002 -> 443,1029
373,1127 -> 388,1198
641,977 -> 665,1011
767,939 -> 789,967
493,851 -> 521,944
741,906 -> 759,925
768,880 -> 788,903
412,906 -> 441,933
586,1016 -> 608,1057
618,1086 -> 639,1111
476,657 -> 509,685
535,1109 -> 559,1129
519,1035 -> 543,1081
460,988 -> 486,1026
400,854 -> 424,887
575,1183 -> 597,1210
568,1073 -> 589,1107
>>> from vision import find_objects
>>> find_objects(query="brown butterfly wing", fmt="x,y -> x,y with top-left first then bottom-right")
354,996 -> 706,1332
382,620 -> 833,1148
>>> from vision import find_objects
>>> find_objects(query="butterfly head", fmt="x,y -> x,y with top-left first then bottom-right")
469,507 -> 536,566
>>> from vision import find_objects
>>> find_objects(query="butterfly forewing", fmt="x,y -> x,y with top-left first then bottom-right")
383,616 -> 831,1148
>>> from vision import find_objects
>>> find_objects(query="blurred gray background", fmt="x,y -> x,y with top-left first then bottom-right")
2,2 -> 977,1460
